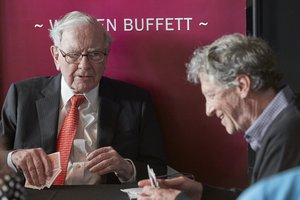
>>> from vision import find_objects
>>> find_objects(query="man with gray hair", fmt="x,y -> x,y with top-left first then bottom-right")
138,33 -> 300,199
0,11 -> 166,187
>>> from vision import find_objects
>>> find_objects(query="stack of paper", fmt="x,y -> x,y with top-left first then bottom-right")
121,164 -> 159,199
120,188 -> 143,199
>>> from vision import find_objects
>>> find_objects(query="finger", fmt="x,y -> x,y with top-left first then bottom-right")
160,176 -> 194,191
86,146 -> 112,160
144,177 -> 184,189
32,153 -> 47,185
88,157 -> 114,174
11,151 -> 34,185
137,195 -> 151,200
86,150 -> 111,169
137,194 -> 152,200
22,165 -> 34,185
137,186 -> 157,200
34,149 -> 53,184
41,152 -> 53,178
162,176 -> 186,186
143,185 -> 154,191
138,179 -> 151,187
142,186 -> 156,196
26,156 -> 41,186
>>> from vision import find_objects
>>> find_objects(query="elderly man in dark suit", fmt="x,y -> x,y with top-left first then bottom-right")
0,11 -> 166,188
138,34 -> 300,200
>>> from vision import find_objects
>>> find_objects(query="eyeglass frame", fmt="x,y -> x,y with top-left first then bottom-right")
57,47 -> 107,64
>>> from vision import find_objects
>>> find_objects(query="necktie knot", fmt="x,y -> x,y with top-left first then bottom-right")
70,95 -> 86,108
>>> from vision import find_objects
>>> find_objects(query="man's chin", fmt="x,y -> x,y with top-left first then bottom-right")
225,126 -> 237,135
71,84 -> 94,94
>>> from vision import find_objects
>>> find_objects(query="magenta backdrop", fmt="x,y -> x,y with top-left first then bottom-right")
0,0 -> 247,187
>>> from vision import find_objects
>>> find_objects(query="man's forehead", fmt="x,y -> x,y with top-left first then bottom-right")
60,29 -> 104,51
200,74 -> 223,92
61,25 -> 103,40
199,73 -> 216,86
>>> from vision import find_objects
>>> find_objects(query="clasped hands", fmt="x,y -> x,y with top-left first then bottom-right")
137,175 -> 203,200
11,146 -> 133,187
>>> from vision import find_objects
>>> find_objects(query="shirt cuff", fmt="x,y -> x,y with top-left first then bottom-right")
7,150 -> 18,172
175,192 -> 193,200
115,158 -> 136,183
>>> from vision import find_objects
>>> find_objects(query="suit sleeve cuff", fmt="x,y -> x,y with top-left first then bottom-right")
175,192 -> 193,200
115,158 -> 136,183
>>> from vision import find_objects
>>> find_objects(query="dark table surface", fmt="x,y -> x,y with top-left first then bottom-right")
26,184 -> 137,200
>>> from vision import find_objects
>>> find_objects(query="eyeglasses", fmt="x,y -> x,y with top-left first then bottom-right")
58,48 -> 107,64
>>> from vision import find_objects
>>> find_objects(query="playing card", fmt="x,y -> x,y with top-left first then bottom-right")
120,188 -> 143,199
25,152 -> 62,190
45,152 -> 62,187
121,165 -> 159,199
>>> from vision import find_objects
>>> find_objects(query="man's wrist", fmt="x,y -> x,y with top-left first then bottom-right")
7,150 -> 19,172
115,159 -> 136,183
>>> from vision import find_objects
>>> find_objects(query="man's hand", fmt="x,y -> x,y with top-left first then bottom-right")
138,176 -> 203,200
11,148 -> 53,187
137,186 -> 181,200
86,146 -> 133,181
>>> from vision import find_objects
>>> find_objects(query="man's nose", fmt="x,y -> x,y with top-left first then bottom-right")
205,102 -> 214,117
78,55 -> 91,69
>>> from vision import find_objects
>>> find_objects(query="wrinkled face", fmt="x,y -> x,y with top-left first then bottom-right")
51,24 -> 107,94
200,73 -> 246,134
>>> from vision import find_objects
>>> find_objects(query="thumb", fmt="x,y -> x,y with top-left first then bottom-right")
138,179 -> 151,187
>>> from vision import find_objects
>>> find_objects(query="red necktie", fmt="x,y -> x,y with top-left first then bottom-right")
53,95 -> 86,185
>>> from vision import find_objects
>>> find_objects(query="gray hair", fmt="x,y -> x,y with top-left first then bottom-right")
186,33 -> 283,91
49,11 -> 111,51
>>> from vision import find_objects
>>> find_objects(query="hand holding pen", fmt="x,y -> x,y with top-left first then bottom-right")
137,166 -> 202,200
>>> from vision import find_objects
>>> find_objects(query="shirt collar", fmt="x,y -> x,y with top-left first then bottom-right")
244,85 -> 294,151
60,77 -> 99,110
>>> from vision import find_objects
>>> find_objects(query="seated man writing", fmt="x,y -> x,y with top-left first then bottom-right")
138,33 -> 300,199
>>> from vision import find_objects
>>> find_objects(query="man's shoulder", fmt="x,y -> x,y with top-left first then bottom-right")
9,75 -> 59,93
7,75 -> 61,98
13,75 -> 59,87
100,76 -> 149,96
261,99 -> 300,148
268,100 -> 300,133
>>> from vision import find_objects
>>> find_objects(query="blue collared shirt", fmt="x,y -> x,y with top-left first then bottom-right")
244,86 -> 294,152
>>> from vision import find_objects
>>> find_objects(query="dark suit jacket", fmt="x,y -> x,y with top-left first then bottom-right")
0,74 -> 167,183
177,96 -> 300,200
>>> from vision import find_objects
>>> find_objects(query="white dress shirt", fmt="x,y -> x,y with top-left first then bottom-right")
59,78 -> 100,184
59,78 -> 136,184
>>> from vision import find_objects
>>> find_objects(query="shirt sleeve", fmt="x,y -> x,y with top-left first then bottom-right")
7,150 -> 18,172
175,192 -> 193,200
115,158 -> 136,183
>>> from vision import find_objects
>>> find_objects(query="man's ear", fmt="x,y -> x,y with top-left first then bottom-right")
50,45 -> 60,71
236,74 -> 251,98
102,48 -> 111,70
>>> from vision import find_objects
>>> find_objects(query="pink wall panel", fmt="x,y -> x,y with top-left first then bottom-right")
0,0 -> 247,188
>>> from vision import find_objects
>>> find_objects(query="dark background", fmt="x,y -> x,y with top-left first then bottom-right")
254,0 -> 300,92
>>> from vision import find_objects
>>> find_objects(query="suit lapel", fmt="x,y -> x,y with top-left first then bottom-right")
36,75 -> 61,153
35,76 -> 120,150
97,78 -> 120,147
